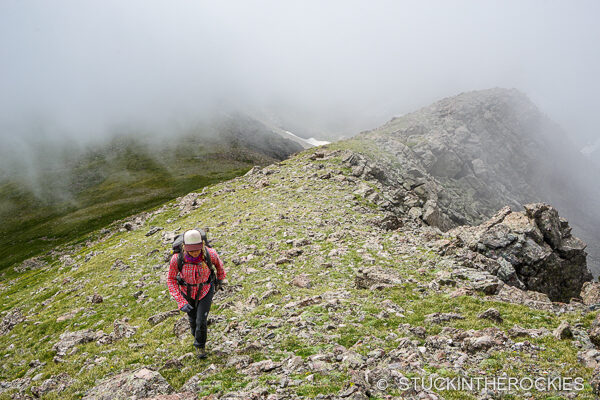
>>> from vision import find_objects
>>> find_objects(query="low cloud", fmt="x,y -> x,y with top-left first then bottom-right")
1,0 -> 599,152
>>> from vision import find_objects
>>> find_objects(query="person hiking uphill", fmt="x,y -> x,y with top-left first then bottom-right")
167,229 -> 226,359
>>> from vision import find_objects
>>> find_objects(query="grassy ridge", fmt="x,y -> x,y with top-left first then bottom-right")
0,144 -> 595,399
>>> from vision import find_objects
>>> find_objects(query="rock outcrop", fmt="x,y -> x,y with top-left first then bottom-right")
447,203 -> 592,302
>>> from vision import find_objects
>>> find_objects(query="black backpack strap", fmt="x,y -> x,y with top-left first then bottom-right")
177,252 -> 184,274
176,252 -> 194,306
201,230 -> 211,248
204,247 -> 217,283
203,247 -> 212,269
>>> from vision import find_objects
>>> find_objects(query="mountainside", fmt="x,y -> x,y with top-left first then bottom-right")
0,115 -> 304,271
354,88 -> 600,276
1,140 -> 600,399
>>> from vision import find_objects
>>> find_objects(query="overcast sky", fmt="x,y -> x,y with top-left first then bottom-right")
1,0 -> 599,146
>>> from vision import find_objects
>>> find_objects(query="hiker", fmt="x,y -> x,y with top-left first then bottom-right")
167,229 -> 226,359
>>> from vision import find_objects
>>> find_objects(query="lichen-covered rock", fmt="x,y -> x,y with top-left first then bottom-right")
422,200 -> 454,231
145,226 -> 163,237
581,282 -> 600,305
0,308 -> 25,336
457,328 -> 507,353
507,325 -> 550,339
52,329 -> 96,357
82,368 -> 174,400
371,213 -> 403,231
177,373 -> 206,396
591,366 -> 600,395
30,373 -> 73,397
492,284 -> 554,310
139,393 -> 196,400
578,349 -> 600,369
178,192 -> 204,217
226,355 -> 253,370
290,274 -> 312,289
424,312 -> 465,324
111,259 -> 130,271
552,321 -> 573,340
0,377 -> 31,397
56,307 -> 85,322
89,293 -> 103,304
462,335 -> 495,353
589,314 -> 600,347
477,308 -> 503,323
173,316 -> 191,339
354,266 -> 403,290
112,318 -> 138,340
244,359 -> 281,375
148,310 -> 179,326
95,319 -> 139,346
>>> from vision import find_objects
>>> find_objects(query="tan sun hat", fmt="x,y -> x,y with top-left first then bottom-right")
183,229 -> 203,251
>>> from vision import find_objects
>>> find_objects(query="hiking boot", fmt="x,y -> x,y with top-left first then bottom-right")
196,347 -> 207,359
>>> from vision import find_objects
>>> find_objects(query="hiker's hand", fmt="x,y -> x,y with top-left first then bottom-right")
180,304 -> 193,313
215,279 -> 224,291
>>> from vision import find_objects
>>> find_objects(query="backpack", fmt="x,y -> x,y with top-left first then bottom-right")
172,228 -> 217,307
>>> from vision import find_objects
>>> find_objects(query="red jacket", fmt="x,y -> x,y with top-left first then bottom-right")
167,248 -> 226,309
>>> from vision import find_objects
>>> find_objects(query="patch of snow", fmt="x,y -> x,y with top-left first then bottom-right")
283,130 -> 330,147
305,137 -> 331,146
581,138 -> 600,156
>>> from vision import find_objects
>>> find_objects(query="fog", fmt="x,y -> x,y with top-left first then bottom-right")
1,0 -> 599,152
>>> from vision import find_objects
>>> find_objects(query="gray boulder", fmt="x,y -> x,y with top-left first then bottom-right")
82,368 -> 174,400
30,373 -> 73,397
354,266 -> 403,290
52,329 -> 97,357
0,308 -> 25,336
552,321 -> 573,340
148,310 -> 179,326
589,314 -> 600,347
477,308 -> 503,323
580,282 -> 600,305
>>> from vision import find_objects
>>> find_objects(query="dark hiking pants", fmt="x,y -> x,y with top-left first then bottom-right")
186,282 -> 214,349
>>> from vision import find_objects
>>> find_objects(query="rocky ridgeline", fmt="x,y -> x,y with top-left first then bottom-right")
332,147 -> 593,304
1,111 -> 600,397
359,88 -> 600,274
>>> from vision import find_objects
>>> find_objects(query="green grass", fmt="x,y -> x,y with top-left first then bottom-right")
0,143 -> 595,399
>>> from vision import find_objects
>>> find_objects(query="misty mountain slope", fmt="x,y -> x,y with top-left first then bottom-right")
0,146 -> 598,399
212,114 -> 319,154
342,88 -> 600,276
0,116 -> 303,272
